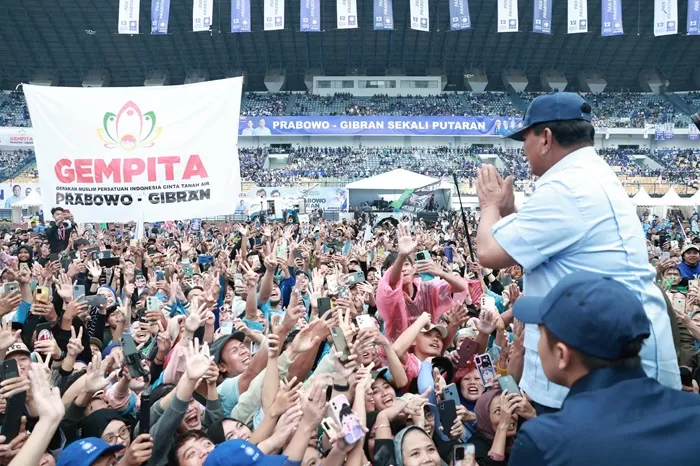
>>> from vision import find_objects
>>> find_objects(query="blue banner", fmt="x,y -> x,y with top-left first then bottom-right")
151,0 -> 170,35
655,128 -> 664,140
301,0 -> 321,32
689,0 -> 700,35
601,0 -> 623,36
690,134 -> 700,141
231,0 -> 251,33
449,0 -> 471,31
374,0 -> 394,30
238,116 -> 523,136
533,0 -> 552,33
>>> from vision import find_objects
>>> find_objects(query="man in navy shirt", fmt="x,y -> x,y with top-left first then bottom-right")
677,243 -> 700,279
509,272 -> 700,466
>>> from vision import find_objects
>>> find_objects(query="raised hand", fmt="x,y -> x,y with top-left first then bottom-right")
476,309 -> 498,335
120,433 -> 154,466
55,273 -> 74,302
27,362 -> 64,423
185,338 -> 212,381
0,291 -> 22,317
269,377 -> 301,418
396,222 -> 418,256
84,353 -> 117,394
0,320 -> 20,351
66,326 -> 85,357
86,261 -> 102,280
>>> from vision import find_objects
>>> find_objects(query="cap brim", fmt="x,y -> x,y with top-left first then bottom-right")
512,296 -> 546,325
212,331 -> 246,363
503,125 -> 529,141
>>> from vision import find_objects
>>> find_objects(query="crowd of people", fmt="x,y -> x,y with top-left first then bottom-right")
0,150 -> 36,181
0,92 -> 699,466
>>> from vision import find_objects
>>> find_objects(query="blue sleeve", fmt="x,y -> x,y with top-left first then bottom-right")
418,361 -> 450,442
215,275 -> 225,329
508,428 -> 548,466
12,300 -> 32,324
280,275 -> 296,308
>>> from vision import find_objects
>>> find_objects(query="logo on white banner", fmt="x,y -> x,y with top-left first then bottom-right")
337,0 -> 358,29
567,0 -> 588,33
264,0 -> 285,30
498,0 -> 519,32
410,0 -> 429,31
653,0 -> 677,36
118,0 -> 141,34
193,0 -> 213,32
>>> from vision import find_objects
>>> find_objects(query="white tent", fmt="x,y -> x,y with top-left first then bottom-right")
345,169 -> 439,191
659,188 -> 694,207
690,190 -> 700,206
12,191 -> 43,208
631,187 -> 655,206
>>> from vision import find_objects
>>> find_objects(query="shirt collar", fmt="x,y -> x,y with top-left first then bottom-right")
535,146 -> 598,188
566,366 -> 648,400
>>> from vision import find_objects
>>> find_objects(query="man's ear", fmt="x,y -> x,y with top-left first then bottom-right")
555,342 -> 573,372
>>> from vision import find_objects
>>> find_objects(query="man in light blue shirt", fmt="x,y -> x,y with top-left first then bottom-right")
476,93 -> 680,411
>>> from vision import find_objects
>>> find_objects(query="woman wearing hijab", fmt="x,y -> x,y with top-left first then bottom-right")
16,244 -> 34,269
392,426 -> 446,466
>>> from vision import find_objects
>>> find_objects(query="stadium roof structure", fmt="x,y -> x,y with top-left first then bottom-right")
0,0 -> 698,91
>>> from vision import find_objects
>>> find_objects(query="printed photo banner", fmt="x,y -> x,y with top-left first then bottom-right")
373,0 -> 394,30
238,116 -> 524,136
410,0 -> 430,32
498,0 -> 519,32
264,0 -> 285,30
301,0 -> 321,32
567,0 -> 588,33
0,183 -> 42,209
151,0 -> 171,35
231,0 -> 251,33
601,0 -> 624,36
235,187 -> 349,215
337,0 -> 358,29
193,0 -> 213,32
118,0 -> 140,34
449,0 -> 471,31
689,0 -> 700,34
23,78 -> 244,223
653,0 -> 677,36
533,0 -> 552,34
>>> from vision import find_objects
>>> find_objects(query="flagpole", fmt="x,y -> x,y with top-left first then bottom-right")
451,172 -> 475,262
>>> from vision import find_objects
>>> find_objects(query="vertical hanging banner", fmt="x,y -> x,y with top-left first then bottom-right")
498,0 -> 519,32
601,0 -> 623,36
23,78 -> 244,223
300,0 -> 321,31
533,0 -> 552,33
193,0 -> 213,32
118,0 -> 141,34
567,0 -> 588,33
151,0 -> 170,34
653,0 -> 677,35
690,0 -> 700,34
231,0 -> 251,32
449,0 -> 471,31
337,0 -> 358,29
374,0 -> 394,30
264,0 -> 285,31
410,0 -> 430,32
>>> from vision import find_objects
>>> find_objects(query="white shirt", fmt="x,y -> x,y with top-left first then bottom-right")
492,146 -> 680,408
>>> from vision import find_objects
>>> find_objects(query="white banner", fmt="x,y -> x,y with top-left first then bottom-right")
264,0 -> 285,30
118,0 -> 141,34
567,0 -> 588,33
193,0 -> 213,32
337,0 -> 359,29
23,78 -> 243,223
498,0 -> 518,32
654,0 -> 678,36
410,0 -> 430,32
0,128 -> 34,148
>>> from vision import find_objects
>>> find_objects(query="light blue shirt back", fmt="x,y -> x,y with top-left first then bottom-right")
493,147 -> 680,408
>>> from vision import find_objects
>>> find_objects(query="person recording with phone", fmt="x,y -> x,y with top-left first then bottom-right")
45,207 -> 75,254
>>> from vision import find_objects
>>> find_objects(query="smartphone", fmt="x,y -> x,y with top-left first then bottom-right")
183,263 -> 194,278
356,314 -> 374,330
48,253 -> 59,262
444,246 -> 454,263
121,334 -> 148,379
453,444 -> 475,466
500,274 -> 513,286
661,251 -> 670,260
155,270 -> 165,281
671,240 -> 679,249
249,255 -> 261,269
689,279 -> 699,289
36,286 -> 51,303
480,296 -> 496,311
2,282 -> 19,295
337,285 -> 350,298
294,249 -> 304,260
19,262 -> 29,271
72,284 -> 86,302
673,297 -> 686,313
498,375 -> 521,396
85,295 -> 107,307
326,275 -> 339,296
320,417 -> 337,438
35,321 -> 52,342
329,395 -> 363,445
147,297 -> 160,312
442,383 -> 461,406
254,237 -> 262,246
438,399 -> 458,433
330,327 -> 351,363
139,392 -> 150,435
276,241 -> 288,259
349,271 -> 365,285
474,353 -> 496,389
269,309 -> 286,329
0,359 -> 25,441
416,250 -> 431,261
220,321 -> 233,335
456,338 -> 479,369
318,297 -> 332,317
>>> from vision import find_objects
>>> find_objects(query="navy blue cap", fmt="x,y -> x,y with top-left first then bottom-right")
204,439 -> 289,466
513,272 -> 650,360
505,92 -> 593,141
57,437 -> 123,466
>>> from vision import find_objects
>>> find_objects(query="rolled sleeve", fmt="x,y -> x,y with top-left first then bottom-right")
492,184 -> 585,273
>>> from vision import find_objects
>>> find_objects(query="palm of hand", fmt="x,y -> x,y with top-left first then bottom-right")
58,284 -> 73,300
34,387 -> 65,420
185,314 -> 201,332
398,236 -> 417,255
85,373 -> 109,393
186,354 -> 210,379
0,330 -> 16,350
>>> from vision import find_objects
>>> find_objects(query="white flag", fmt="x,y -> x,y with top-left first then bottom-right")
118,0 -> 141,34
337,0 -> 359,29
193,0 -> 213,32
264,0 -> 285,31
23,78 -> 244,223
497,0 -> 518,32
567,0 -> 588,33
410,0 -> 429,31
654,0 -> 678,36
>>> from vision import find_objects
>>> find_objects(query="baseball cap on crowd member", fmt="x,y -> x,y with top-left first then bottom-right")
513,272 -> 650,360
204,439 -> 289,466
5,342 -> 31,358
420,323 -> 448,340
57,437 -> 123,466
681,244 -> 700,256
210,331 -> 247,364
505,92 -> 593,141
